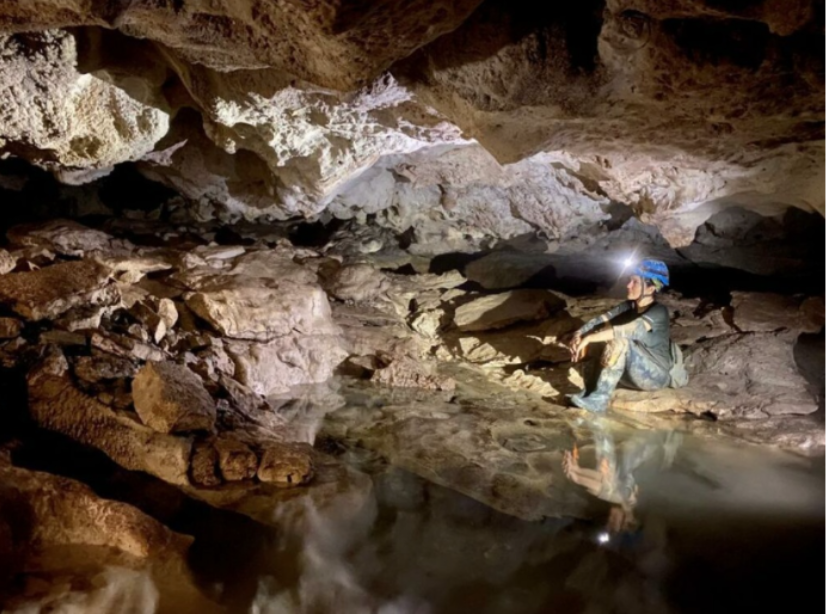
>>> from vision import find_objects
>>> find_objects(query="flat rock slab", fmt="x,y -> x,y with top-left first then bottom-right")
453,289 -> 567,332
132,361 -> 217,434
0,260 -> 118,320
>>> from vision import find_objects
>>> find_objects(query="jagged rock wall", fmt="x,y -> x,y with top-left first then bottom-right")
396,0 -> 825,245
0,0 -> 824,249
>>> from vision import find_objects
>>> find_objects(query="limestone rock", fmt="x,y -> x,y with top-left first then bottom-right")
684,332 -> 819,418
257,442 -> 315,487
444,315 -> 577,366
0,460 -> 191,558
657,292 -> 733,345
0,260 -> 118,321
139,73 -> 467,223
226,334 -> 348,396
397,1 -> 824,245
0,30 -> 169,177
213,435 -> 258,482
130,297 -> 179,344
464,252 -> 557,291
132,361 -> 217,434
27,353 -> 193,486
190,441 -> 222,488
0,0 -> 483,89
453,290 -> 567,332
370,354 -> 456,391
323,263 -> 388,302
6,220 -> 120,257
0,249 -> 16,275
732,292 -> 824,333
90,331 -> 169,363
73,353 -> 137,383
0,317 -> 22,339
184,279 -> 338,341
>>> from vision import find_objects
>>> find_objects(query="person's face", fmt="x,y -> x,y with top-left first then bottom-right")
626,275 -> 644,300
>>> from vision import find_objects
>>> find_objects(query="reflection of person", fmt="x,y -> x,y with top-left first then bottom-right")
562,426 -> 682,535
563,259 -> 673,413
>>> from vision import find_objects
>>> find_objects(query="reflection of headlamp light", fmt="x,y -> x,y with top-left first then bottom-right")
596,531 -> 611,545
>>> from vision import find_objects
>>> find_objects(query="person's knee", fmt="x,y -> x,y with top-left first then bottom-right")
601,338 -> 629,368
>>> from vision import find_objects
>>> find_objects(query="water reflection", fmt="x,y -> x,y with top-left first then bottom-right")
563,419 -> 683,534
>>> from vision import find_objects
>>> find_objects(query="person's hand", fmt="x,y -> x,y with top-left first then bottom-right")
570,333 -> 588,362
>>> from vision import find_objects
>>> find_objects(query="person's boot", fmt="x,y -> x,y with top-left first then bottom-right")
565,390 -> 586,406
570,362 -> 623,413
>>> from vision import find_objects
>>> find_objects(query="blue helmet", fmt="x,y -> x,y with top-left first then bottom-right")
633,258 -> 669,289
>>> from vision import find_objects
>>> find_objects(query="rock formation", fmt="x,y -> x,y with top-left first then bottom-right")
0,1 -> 822,609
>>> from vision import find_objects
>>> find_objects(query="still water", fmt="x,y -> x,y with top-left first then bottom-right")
4,405 -> 824,614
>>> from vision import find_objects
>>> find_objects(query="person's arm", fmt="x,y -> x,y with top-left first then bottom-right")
576,301 -> 633,337
572,307 -> 653,359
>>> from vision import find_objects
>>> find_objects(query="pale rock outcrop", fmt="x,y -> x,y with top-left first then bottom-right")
179,250 -> 337,341
141,72 -> 469,221
613,331 -> 819,418
327,146 -> 611,250
0,30 -> 169,178
0,0 -> 484,89
227,335 -> 349,396
132,361 -> 217,434
6,219 -> 124,257
323,263 -> 390,303
370,354 -> 456,392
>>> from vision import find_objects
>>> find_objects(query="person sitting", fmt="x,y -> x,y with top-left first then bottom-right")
564,258 -> 673,413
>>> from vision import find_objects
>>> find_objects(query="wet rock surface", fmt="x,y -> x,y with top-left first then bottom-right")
0,213 -> 821,612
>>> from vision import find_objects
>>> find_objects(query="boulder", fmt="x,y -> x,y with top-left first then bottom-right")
213,435 -> 258,482
132,361 -> 217,434
732,292 -> 824,333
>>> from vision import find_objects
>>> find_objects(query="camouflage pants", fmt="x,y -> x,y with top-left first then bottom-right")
582,338 -> 671,395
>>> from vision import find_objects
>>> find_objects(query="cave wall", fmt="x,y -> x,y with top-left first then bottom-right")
0,0 -> 823,249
